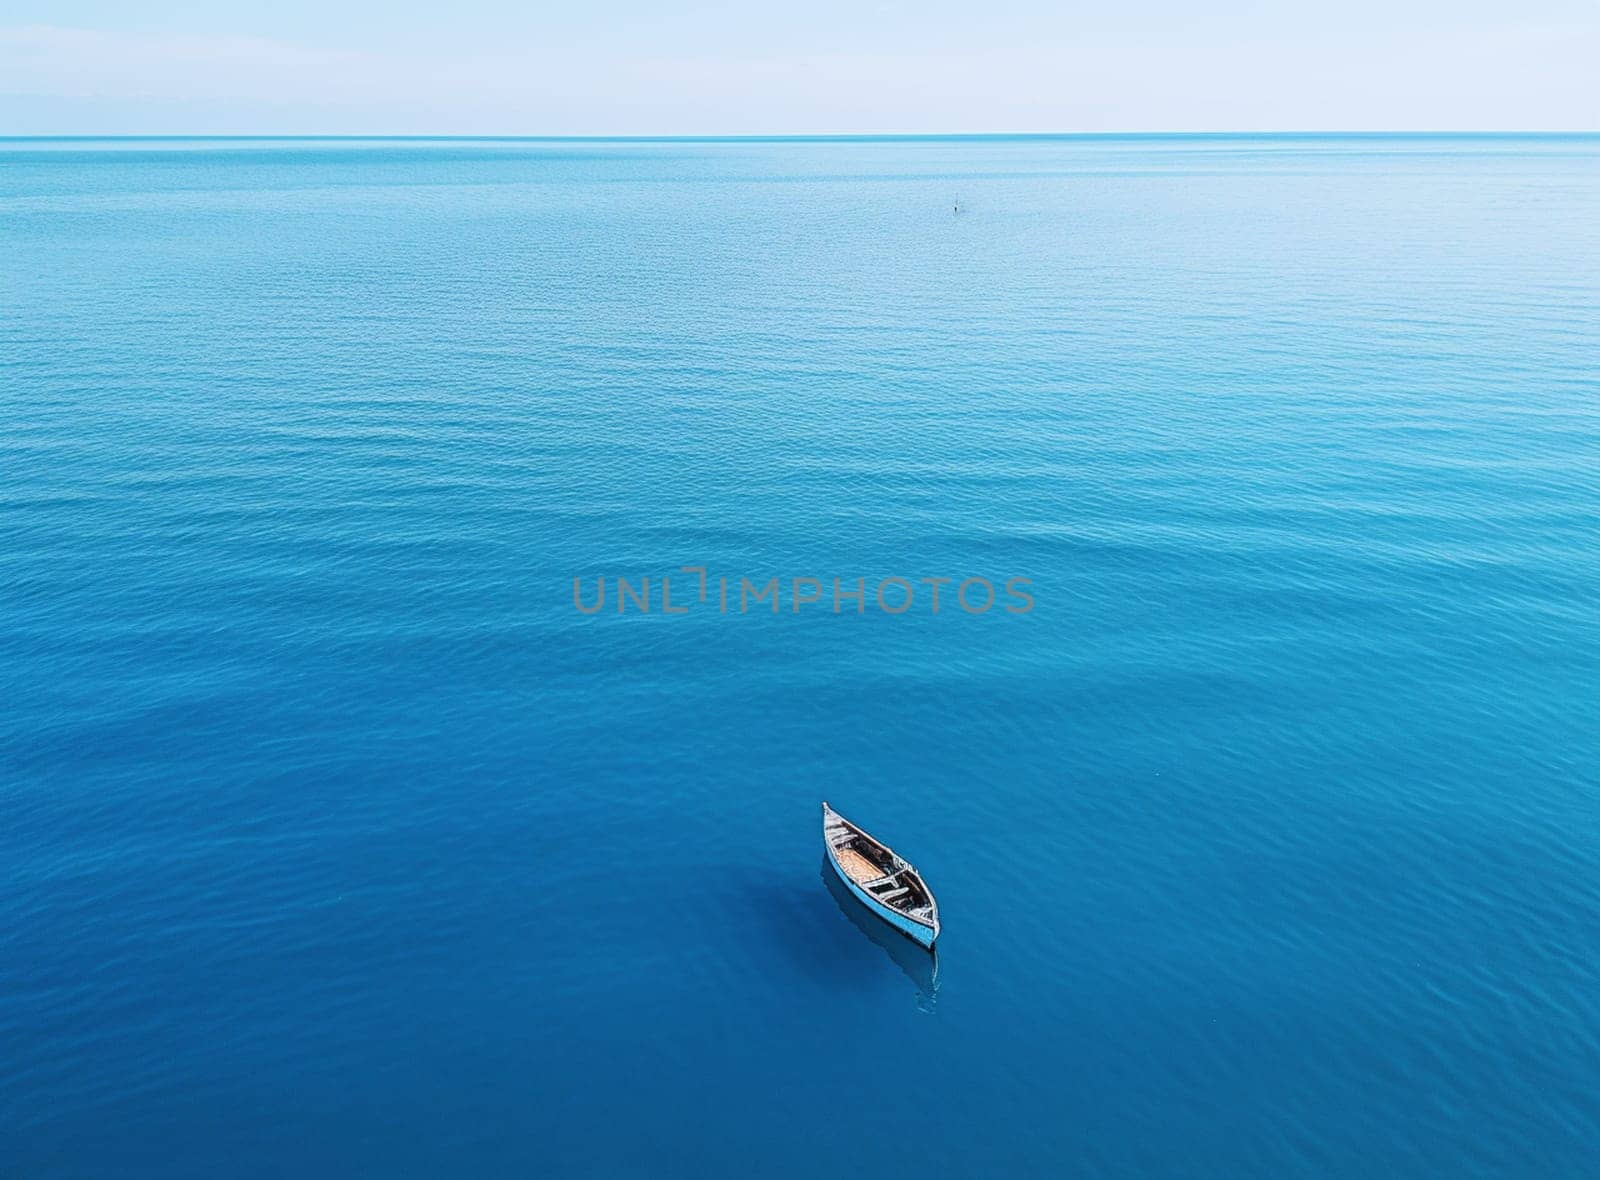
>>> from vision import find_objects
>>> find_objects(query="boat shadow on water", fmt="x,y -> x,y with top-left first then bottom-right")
821,858 -> 940,1012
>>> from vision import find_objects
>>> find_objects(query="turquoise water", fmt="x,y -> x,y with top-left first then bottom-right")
3,135 -> 1598,1176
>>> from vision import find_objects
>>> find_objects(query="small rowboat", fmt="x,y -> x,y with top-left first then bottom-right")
822,801 -> 940,949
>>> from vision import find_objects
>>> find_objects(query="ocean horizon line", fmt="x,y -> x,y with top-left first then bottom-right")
4,130 -> 1598,144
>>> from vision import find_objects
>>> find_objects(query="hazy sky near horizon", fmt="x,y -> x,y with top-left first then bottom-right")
3,2 -> 1597,134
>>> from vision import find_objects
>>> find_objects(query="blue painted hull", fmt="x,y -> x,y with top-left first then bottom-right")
826,846 -> 938,949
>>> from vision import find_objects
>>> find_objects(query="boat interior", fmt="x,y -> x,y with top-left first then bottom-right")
825,811 -> 935,923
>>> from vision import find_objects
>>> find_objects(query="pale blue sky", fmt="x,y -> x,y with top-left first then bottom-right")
3,1 -> 1597,134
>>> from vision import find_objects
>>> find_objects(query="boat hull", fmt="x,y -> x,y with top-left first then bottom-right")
826,846 -> 938,948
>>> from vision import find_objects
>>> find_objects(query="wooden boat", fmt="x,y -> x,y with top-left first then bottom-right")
822,802 -> 940,949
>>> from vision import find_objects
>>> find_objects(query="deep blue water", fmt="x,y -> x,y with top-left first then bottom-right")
3,135 -> 1598,1177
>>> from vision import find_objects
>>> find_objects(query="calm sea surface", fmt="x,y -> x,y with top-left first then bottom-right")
3,136 -> 1598,1177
